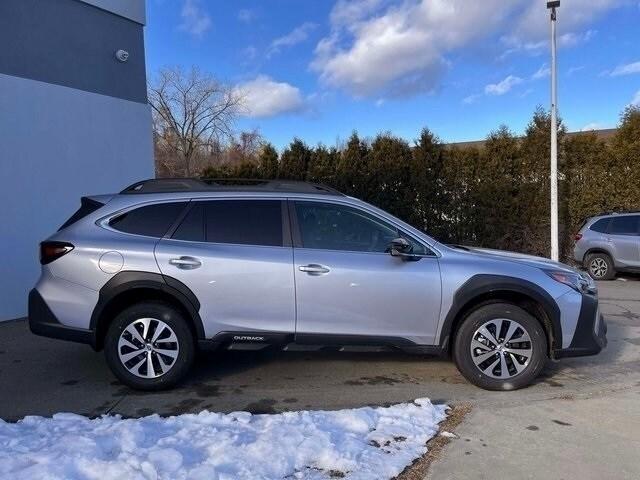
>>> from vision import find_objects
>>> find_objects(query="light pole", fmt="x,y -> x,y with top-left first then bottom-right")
547,0 -> 560,261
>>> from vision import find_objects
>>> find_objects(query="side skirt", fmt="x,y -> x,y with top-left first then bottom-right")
198,332 -> 444,356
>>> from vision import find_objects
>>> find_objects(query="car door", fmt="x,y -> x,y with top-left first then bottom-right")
607,215 -> 640,267
155,198 -> 295,339
290,199 -> 442,346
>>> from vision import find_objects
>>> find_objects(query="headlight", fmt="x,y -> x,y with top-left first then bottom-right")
545,270 -> 596,294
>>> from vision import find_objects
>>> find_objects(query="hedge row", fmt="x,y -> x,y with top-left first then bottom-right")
201,106 -> 640,260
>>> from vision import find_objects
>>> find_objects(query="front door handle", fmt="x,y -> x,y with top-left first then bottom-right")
299,264 -> 330,275
169,256 -> 202,270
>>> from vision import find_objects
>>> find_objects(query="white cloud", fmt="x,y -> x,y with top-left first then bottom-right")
567,65 -> 585,76
504,0 -> 619,52
235,76 -> 305,118
485,75 -> 523,96
310,0 -> 624,99
179,0 -> 211,38
463,74 -> 524,104
519,88 -> 533,98
462,93 -> 481,105
610,61 -> 640,76
268,22 -> 317,58
558,29 -> 596,47
237,8 -> 257,23
329,0 -> 385,27
531,64 -> 550,80
631,90 -> 640,106
312,0 -> 520,98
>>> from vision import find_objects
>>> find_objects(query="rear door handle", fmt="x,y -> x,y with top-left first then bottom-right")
169,256 -> 202,270
299,264 -> 330,275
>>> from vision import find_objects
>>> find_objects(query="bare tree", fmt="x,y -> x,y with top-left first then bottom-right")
225,129 -> 265,166
149,66 -> 243,177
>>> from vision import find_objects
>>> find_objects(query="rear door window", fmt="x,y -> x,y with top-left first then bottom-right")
172,203 -> 205,242
206,200 -> 283,246
172,200 -> 284,246
609,216 -> 640,235
109,202 -> 187,238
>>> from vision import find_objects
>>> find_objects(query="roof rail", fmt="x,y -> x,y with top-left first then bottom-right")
119,178 -> 344,196
120,178 -> 210,193
599,210 -> 640,216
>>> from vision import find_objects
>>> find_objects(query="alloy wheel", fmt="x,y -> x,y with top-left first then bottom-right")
589,258 -> 607,279
117,318 -> 180,378
469,318 -> 533,379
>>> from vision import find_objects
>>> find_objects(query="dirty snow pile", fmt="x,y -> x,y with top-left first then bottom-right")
0,398 -> 447,480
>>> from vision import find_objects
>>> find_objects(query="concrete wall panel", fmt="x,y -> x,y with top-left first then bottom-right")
0,74 -> 153,320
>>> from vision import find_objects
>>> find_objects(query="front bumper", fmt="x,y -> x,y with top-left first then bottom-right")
28,289 -> 96,347
554,293 -> 607,358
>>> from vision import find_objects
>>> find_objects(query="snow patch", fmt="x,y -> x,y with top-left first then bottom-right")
0,399 -> 447,480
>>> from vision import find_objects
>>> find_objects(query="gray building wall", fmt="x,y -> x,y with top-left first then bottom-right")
0,0 -> 153,320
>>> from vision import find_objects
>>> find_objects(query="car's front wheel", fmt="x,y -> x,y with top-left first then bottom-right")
104,301 -> 195,391
453,303 -> 548,391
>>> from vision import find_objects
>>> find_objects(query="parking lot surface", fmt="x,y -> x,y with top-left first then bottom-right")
1,279 -> 638,420
1,278 -> 639,478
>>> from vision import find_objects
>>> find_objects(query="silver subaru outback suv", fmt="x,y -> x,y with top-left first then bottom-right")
30,179 -> 606,391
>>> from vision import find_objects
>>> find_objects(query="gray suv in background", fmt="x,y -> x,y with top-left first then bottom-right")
30,179 -> 606,391
574,212 -> 640,280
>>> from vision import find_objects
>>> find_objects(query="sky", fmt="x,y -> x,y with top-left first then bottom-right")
145,0 -> 640,149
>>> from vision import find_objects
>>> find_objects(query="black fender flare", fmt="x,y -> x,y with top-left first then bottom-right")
438,274 -> 562,352
90,271 -> 204,348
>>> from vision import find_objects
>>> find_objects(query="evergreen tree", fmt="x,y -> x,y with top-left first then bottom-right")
609,106 -> 640,210
280,138 -> 311,180
259,143 -> 279,179
308,145 -> 338,185
413,128 -> 445,237
368,133 -> 414,223
336,132 -> 370,197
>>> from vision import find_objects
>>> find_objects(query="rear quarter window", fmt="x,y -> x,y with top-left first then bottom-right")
589,218 -> 610,233
109,202 -> 187,238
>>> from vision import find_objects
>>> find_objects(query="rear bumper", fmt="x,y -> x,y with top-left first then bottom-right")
554,293 -> 607,358
573,244 -> 587,264
28,289 -> 96,348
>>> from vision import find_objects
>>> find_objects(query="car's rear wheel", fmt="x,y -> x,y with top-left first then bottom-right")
105,301 -> 195,391
585,252 -> 615,280
453,303 -> 548,391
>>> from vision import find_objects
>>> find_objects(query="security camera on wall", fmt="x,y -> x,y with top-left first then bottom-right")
115,49 -> 129,62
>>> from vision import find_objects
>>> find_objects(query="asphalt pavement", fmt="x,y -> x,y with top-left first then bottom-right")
1,277 -> 639,478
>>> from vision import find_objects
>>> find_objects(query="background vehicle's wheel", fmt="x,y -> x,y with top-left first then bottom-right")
105,301 -> 195,391
453,303 -> 548,391
585,253 -> 615,281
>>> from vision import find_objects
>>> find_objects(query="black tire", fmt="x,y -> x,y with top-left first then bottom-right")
585,252 -> 615,281
104,301 -> 195,391
453,303 -> 548,391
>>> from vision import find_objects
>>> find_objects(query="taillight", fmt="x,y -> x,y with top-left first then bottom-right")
574,233 -> 583,241
40,242 -> 74,265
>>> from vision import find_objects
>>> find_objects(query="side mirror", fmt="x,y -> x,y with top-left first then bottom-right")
388,237 -> 413,257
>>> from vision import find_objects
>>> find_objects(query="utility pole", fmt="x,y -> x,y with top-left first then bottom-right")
547,1 -> 560,261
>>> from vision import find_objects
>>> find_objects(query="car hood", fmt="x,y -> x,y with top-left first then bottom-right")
457,246 -> 578,273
